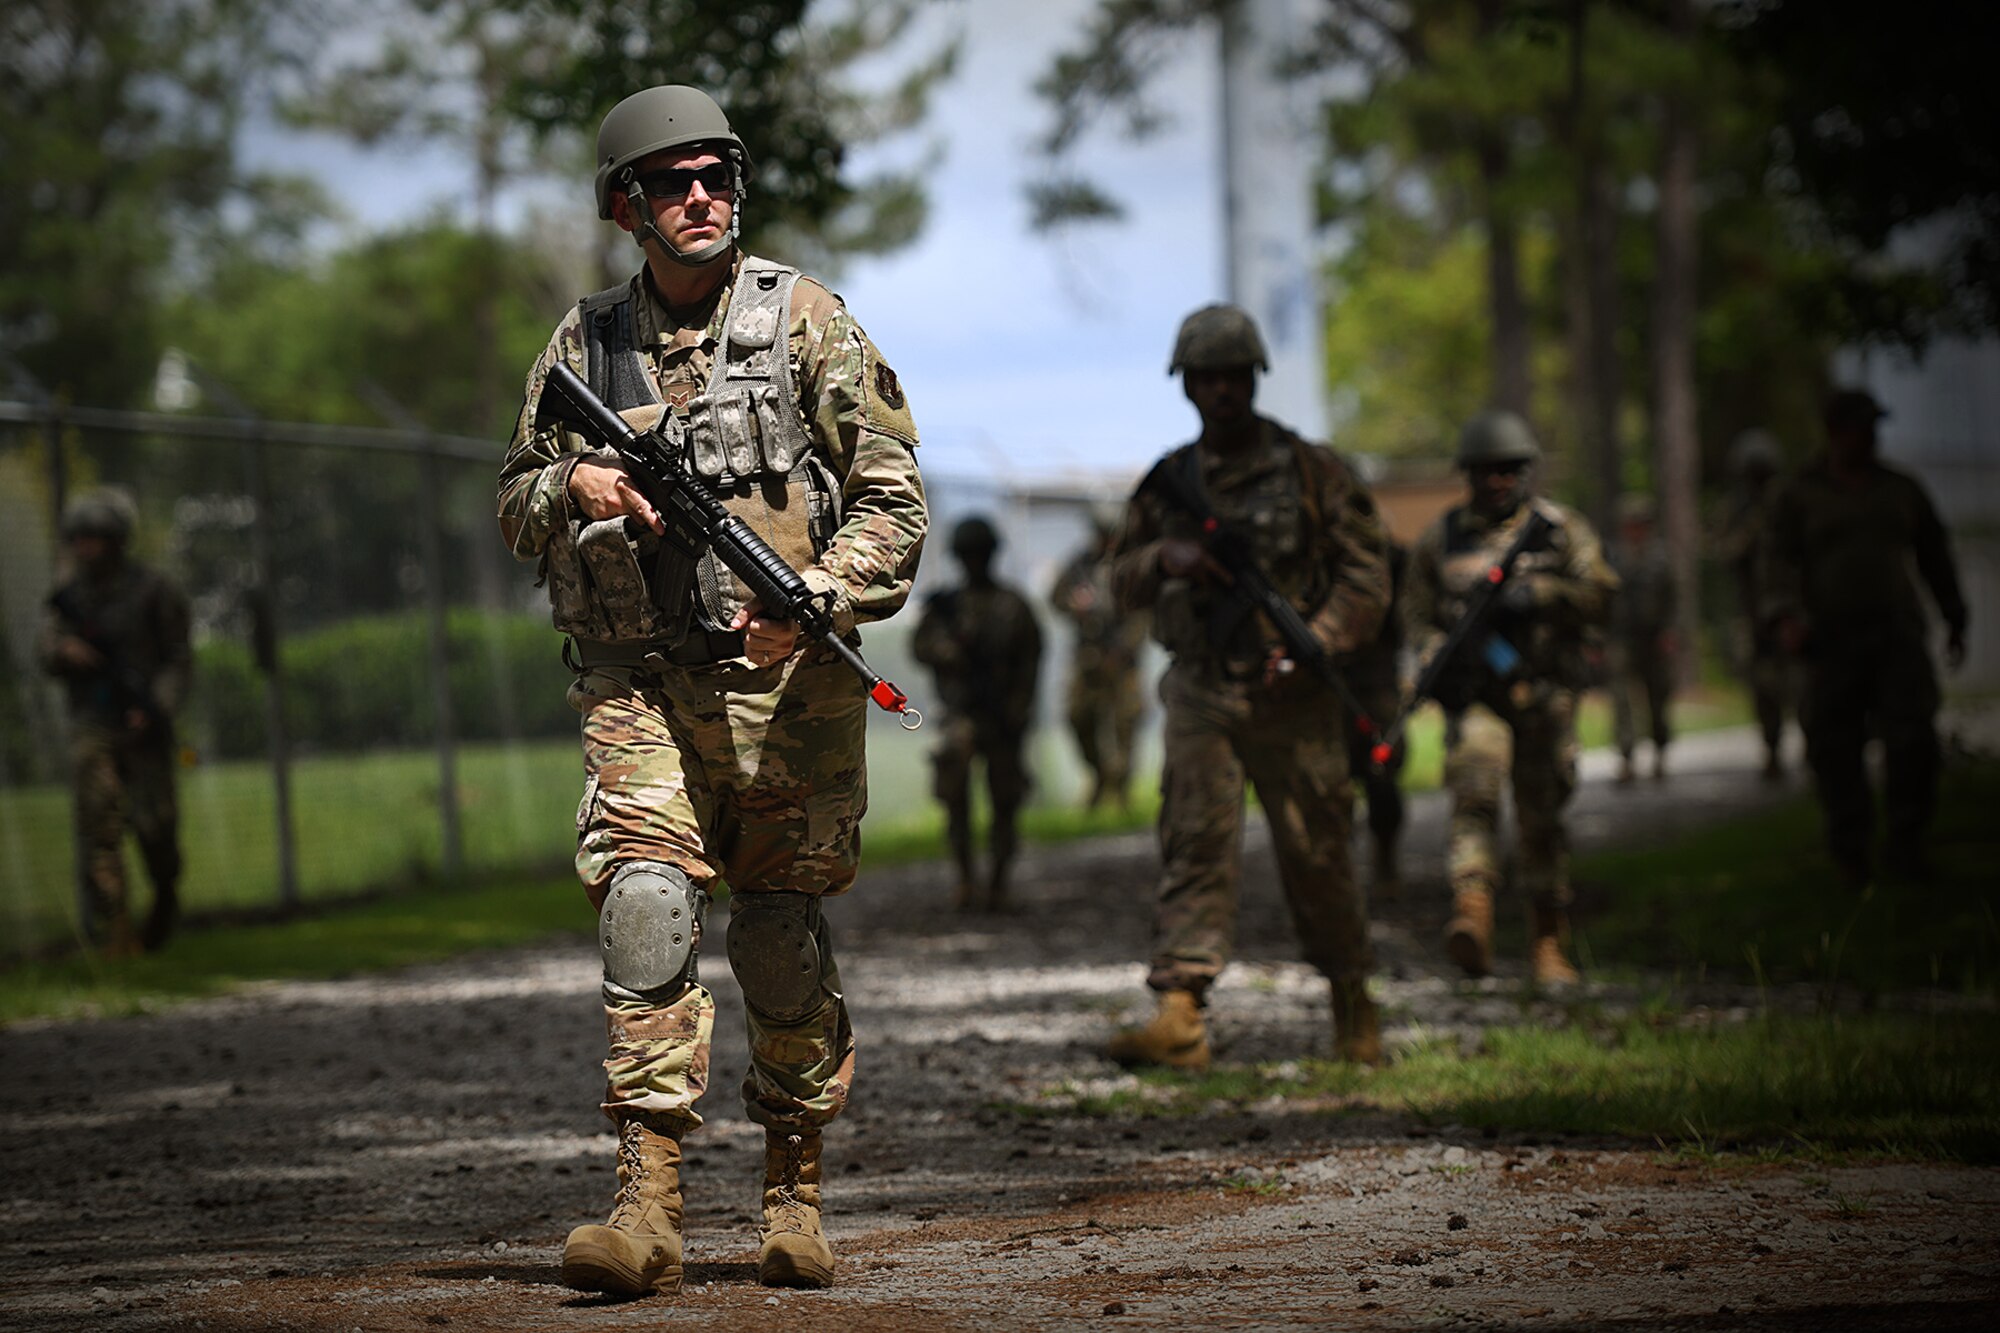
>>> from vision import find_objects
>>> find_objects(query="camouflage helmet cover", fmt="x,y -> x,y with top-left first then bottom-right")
1169,304 -> 1269,375
950,514 -> 1000,555
594,85 -> 752,220
60,488 -> 136,543
1455,410 -> 1543,467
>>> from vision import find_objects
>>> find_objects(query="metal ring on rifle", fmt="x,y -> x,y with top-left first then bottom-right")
899,707 -> 923,732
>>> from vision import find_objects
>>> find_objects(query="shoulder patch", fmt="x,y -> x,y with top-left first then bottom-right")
875,362 -> 905,411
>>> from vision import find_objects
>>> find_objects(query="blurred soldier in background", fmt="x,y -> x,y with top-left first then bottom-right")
497,85 -> 926,1296
1607,495 -> 1677,784
912,515 -> 1044,911
1763,389 -> 1968,888
39,489 -> 190,957
1347,541 -> 1408,900
1405,413 -> 1619,987
1105,304 -> 1391,1070
1050,509 -> 1149,810
1717,429 -> 1797,779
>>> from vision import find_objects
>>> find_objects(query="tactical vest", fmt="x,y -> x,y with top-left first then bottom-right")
1436,499 -> 1586,689
543,258 -> 841,650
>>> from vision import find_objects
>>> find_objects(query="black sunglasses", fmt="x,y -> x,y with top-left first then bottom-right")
632,163 -> 735,201
1472,461 -> 1530,477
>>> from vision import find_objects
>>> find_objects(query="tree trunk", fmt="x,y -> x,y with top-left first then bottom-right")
1651,0 -> 1702,687
1566,0 -> 1621,536
1480,139 -> 1534,419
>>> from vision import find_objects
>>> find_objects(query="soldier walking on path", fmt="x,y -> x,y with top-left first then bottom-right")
1050,511 -> 1149,811
1718,428 -> 1800,780
912,516 -> 1044,911
497,86 -> 926,1298
1104,304 -> 1391,1070
1761,388 -> 1968,888
1607,495 -> 1678,785
39,489 -> 191,957
1404,413 -> 1619,987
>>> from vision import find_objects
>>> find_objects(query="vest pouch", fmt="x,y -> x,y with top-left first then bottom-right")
685,388 -> 762,479
751,384 -> 803,473
575,517 -> 669,641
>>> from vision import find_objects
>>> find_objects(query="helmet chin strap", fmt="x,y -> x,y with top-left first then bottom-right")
620,166 -> 743,270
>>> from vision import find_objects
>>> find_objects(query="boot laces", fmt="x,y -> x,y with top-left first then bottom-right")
768,1133 -> 814,1233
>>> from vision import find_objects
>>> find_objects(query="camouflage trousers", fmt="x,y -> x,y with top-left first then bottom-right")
1146,661 -> 1372,996
1800,637 -> 1942,866
70,725 -> 180,933
1607,637 -> 1674,758
1443,689 -> 1579,911
1065,661 -> 1145,801
932,714 -> 1029,874
570,644 -> 865,1133
1732,617 -> 1802,758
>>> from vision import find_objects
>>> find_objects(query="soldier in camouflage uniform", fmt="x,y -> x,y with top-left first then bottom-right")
1104,305 -> 1391,1070
1717,429 -> 1798,780
1607,495 -> 1678,785
1762,389 -> 1968,887
911,516 -> 1044,911
1049,512 -> 1149,810
38,490 -> 191,957
1404,412 -> 1618,987
495,86 -> 925,1298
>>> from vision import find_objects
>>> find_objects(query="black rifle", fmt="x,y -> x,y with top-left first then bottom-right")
538,361 -> 922,729
1140,448 -> 1387,764
47,586 -> 174,739
1375,507 -> 1554,759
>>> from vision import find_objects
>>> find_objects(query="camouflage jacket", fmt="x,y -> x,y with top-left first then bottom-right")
911,579 -> 1044,731
1610,537 -> 1676,642
1404,497 -> 1619,695
1049,541 -> 1148,677
39,560 -> 191,729
1108,416 -> 1390,680
1760,454 -> 1967,646
496,252 -> 927,642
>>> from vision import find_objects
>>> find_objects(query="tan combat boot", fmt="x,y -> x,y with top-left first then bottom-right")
1330,979 -> 1383,1066
1106,990 -> 1210,1071
98,912 -> 144,961
561,1116 -> 685,1296
1530,904 -> 1581,987
760,1129 -> 835,1288
1444,882 -> 1494,978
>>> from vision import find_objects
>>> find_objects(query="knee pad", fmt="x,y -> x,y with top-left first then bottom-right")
726,893 -> 825,1022
599,861 -> 708,1005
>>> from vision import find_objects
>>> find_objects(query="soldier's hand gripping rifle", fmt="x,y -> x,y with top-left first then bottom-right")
539,361 -> 922,730
47,586 -> 175,740
1141,452 -> 1387,764
1374,508 -> 1554,761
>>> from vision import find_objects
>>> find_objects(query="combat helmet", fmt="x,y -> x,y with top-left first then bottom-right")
60,489 -> 136,544
1728,428 -> 1780,478
1169,304 -> 1269,375
1455,411 -> 1542,468
595,85 -> 751,268
950,515 -> 1000,557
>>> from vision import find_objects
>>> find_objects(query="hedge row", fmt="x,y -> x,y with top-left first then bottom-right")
189,609 -> 578,759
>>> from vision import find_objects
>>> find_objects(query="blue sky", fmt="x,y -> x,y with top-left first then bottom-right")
241,1 -> 1232,493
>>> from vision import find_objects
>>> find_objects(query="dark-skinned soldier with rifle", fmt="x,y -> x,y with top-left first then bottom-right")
1402,412 -> 1619,987
497,84 -> 926,1299
1103,304 -> 1391,1070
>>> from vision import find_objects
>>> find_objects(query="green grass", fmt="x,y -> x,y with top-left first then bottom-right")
1030,1010 -> 2000,1162
1570,757 -> 2000,995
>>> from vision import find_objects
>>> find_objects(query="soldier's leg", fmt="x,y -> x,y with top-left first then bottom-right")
704,651 -> 868,1289
1443,706 -> 1509,975
1511,693 -> 1581,984
567,669 -> 721,1298
983,730 -> 1031,909
1105,666 -> 1145,807
70,729 -> 137,954
931,718 -> 978,907
1799,651 -> 1875,884
1109,667 -> 1243,1070
1608,642 -> 1639,781
124,738 -> 182,950
1244,687 -> 1380,1063
1875,639 -> 1945,876
1067,671 -> 1106,806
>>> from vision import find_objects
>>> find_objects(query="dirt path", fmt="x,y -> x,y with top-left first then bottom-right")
4,726 -> 1998,1331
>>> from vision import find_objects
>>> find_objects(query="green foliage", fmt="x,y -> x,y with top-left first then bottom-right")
188,608 -> 575,759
